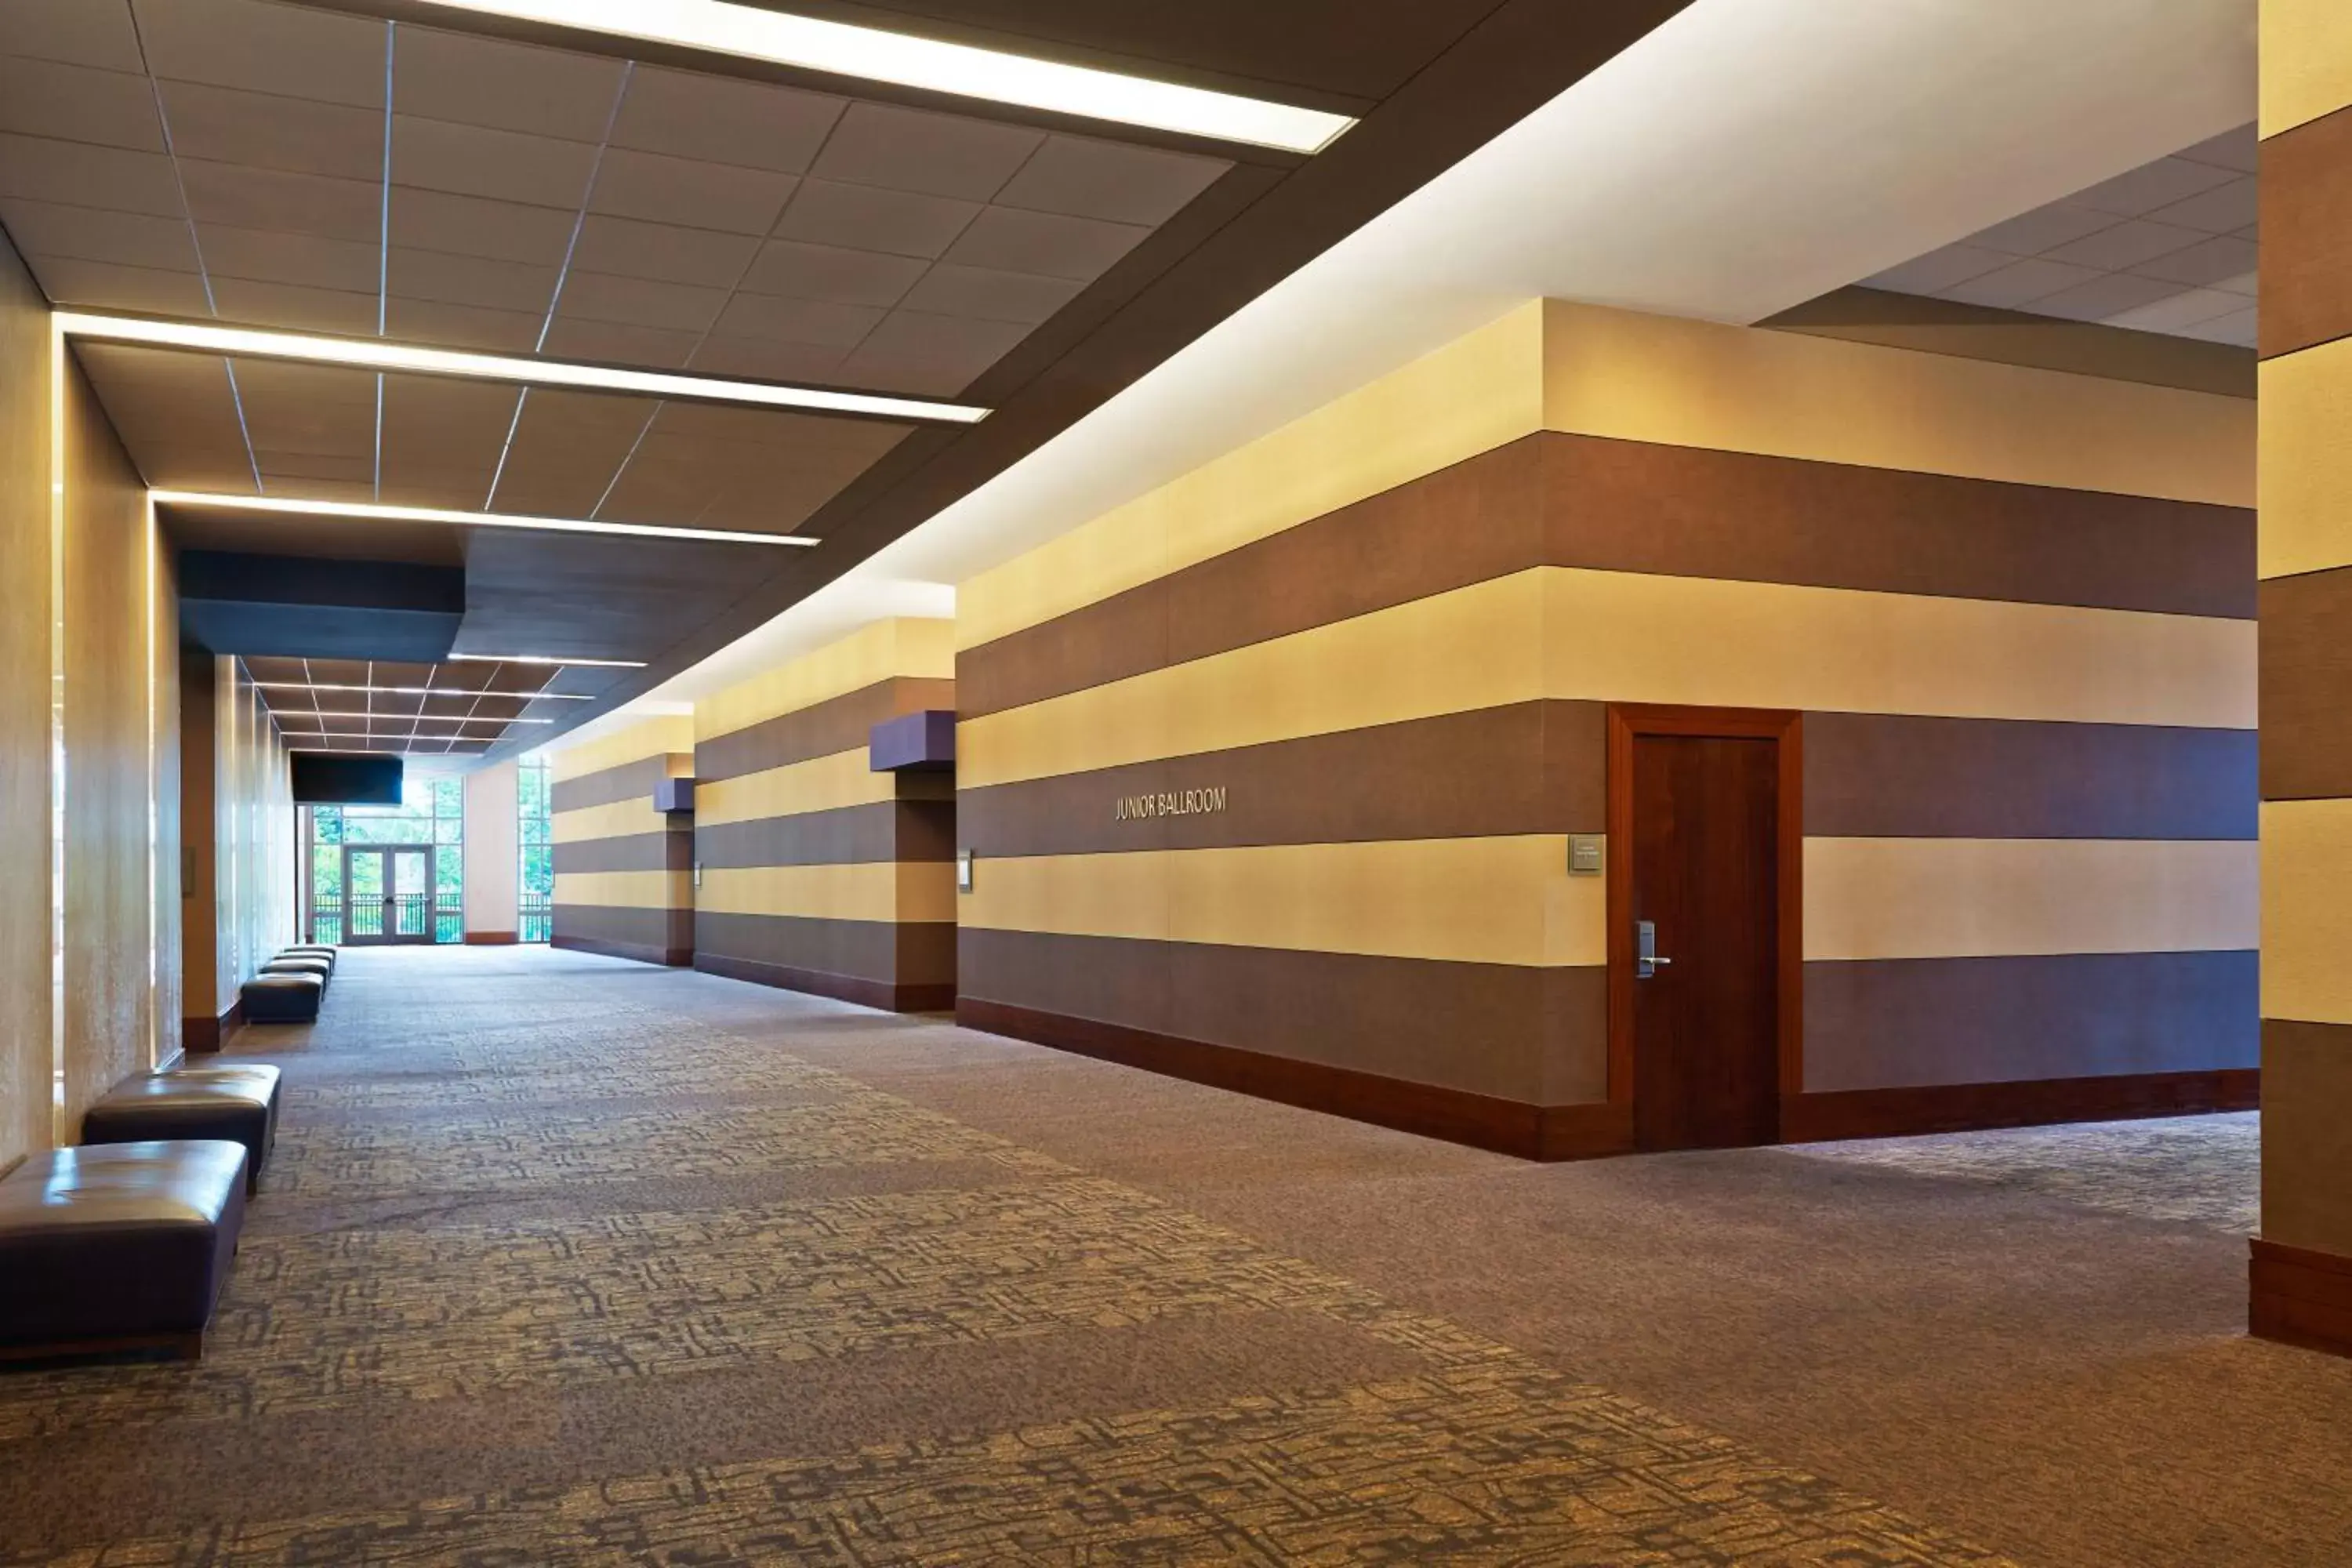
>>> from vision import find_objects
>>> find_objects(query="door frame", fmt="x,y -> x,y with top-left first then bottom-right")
1603,704 -> 1806,1126
343,843 -> 434,946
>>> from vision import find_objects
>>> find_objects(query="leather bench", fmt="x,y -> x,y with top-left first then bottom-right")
279,946 -> 335,975
261,956 -> 330,988
241,972 -> 321,1023
83,1073 -> 275,1194
0,1141 -> 246,1362
158,1062 -> 281,1149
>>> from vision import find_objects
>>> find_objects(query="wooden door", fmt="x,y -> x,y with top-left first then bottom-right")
1610,708 -> 1798,1152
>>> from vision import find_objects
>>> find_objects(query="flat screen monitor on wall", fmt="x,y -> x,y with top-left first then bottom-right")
291,753 -> 403,806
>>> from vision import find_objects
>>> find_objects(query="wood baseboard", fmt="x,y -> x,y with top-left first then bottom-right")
1781,1069 -> 2258,1142
2250,1237 -> 2352,1356
183,1000 -> 245,1055
956,997 -> 1631,1160
694,952 -> 953,1013
551,933 -> 691,967
463,931 -> 518,946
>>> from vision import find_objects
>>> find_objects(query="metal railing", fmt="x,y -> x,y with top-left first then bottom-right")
521,894 -> 553,944
346,893 -> 434,940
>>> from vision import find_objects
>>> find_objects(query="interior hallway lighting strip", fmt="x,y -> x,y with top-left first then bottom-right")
55,312 -> 989,426
256,682 -> 594,699
445,654 -> 646,668
148,490 -> 818,546
407,0 -> 1355,153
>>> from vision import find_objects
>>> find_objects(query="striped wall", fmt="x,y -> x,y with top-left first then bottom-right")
550,713 -> 695,966
2252,0 -> 2352,1344
693,619 -> 956,1010
956,298 -> 2256,1145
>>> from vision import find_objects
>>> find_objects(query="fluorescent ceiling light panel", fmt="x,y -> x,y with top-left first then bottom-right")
148,489 -> 818,546
256,681 -> 593,699
286,713 -> 556,724
445,654 -> 647,668
56,312 -> 988,425
408,0 -> 1352,153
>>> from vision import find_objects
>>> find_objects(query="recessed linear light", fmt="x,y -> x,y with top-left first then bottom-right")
409,0 -> 1354,154
148,490 -> 818,547
289,713 -> 557,724
55,312 -> 989,426
256,681 -> 594,700
445,654 -> 648,668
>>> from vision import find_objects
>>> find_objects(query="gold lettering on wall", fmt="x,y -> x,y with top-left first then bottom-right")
1113,786 -> 1228,822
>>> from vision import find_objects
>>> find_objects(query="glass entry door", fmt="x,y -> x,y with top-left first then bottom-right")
344,845 -> 434,945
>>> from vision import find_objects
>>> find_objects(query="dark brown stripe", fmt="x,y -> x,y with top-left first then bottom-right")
551,753 -> 688,813
956,927 -> 1604,1105
1782,1068 -> 2256,1143
2250,1236 -> 2352,1359
2253,1018 -> 2352,1263
2260,567 -> 2352,800
961,702 -> 1602,857
553,829 -> 695,875
553,932 -> 693,967
694,911 -> 956,991
2260,103 -> 2352,360
1805,713 -> 2256,839
1801,950 -> 2257,1094
960,431 -> 2254,717
695,677 -> 956,784
695,952 -> 953,1012
695,800 -> 954,869
552,904 -> 692,963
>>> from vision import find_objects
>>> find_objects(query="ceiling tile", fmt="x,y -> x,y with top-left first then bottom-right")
736,238 -> 925,308
488,388 -> 648,516
210,274 -> 379,334
29,255 -> 212,314
536,318 -> 702,368
568,215 -> 757,289
1939,256 -> 2103,310
391,115 -> 597,209
160,81 -> 383,180
898,263 -> 1082,325
180,158 -> 379,242
2176,123 -> 2258,173
198,223 -> 379,291
0,56 -> 165,151
2107,286 -> 2253,333
2014,271 -> 2187,324
2130,232 -> 2260,290
255,451 -> 373,483
586,149 -> 796,236
709,292 -> 881,349
382,296 -> 544,351
2066,157 -> 2239,219
1861,243 -> 2011,295
0,198 -> 198,272
608,67 -> 843,174
2144,176 -> 2258,236
2,0 -> 147,72
131,0 -> 386,107
1960,203 -> 2115,257
0,133 -> 185,217
993,134 -> 1229,227
387,245 -> 559,314
554,270 -> 727,334
772,180 -> 977,260
389,187 -> 576,264
809,102 -> 1042,201
833,308 -> 1025,395
2177,305 -> 2257,347
391,25 -> 624,140
943,206 -> 1146,282
687,335 -> 849,383
2041,218 -> 2206,271
256,474 -> 375,503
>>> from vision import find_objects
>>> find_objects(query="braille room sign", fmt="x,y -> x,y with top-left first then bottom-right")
1113,786 -> 1228,821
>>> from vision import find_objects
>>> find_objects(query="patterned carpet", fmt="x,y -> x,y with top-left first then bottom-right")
0,946 -> 2028,1566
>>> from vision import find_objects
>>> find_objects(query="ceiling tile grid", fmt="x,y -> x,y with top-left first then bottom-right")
1860,124 -> 2257,347
243,655 -> 606,755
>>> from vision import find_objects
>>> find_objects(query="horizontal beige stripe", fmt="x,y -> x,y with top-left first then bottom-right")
1804,837 -> 2256,962
550,869 -> 691,909
958,568 -> 2254,789
694,746 -> 899,828
962,836 -> 1606,967
2259,343 -> 2352,579
547,713 -> 694,784
2263,0 -> 2352,135
1543,300 -> 2252,510
550,795 -> 669,844
699,861 -> 956,924
699,617 -> 956,742
956,303 -> 1546,651
2263,799 -> 2352,1025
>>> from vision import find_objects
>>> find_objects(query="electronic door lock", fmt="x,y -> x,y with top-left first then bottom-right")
1636,919 -> 1673,980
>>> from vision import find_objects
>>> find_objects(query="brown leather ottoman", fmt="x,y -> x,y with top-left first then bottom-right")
83,1075 -> 274,1195
281,946 -> 335,966
261,956 -> 330,989
241,973 -> 321,1023
0,1141 -> 247,1362
158,1063 -> 282,1149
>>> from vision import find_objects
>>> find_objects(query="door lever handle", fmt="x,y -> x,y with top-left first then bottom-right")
1635,919 -> 1672,980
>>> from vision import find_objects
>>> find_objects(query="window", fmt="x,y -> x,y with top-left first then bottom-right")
304,773 -> 465,943
519,757 -> 553,942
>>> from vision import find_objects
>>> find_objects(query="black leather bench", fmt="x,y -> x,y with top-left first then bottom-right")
261,956 -> 330,989
156,1063 -> 282,1149
83,1072 -> 277,1194
241,972 -> 321,1023
0,1141 -> 247,1363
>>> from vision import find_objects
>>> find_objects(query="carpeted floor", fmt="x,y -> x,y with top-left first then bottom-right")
2,946 -> 2342,1566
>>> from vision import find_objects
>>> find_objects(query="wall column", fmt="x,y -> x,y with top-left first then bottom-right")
2250,1 -> 2352,1352
463,758 -> 520,944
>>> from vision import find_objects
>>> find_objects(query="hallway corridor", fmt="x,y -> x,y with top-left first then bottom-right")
0,948 -> 2342,1566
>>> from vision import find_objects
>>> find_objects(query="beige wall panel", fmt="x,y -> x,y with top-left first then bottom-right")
0,228 -> 49,1168
962,837 -> 1606,967
957,303 -> 1548,651
2263,797 -> 2352,1025
551,793 -> 670,845
548,713 -> 695,783
179,655 -> 217,1025
694,746 -> 906,828
1543,300 -> 2254,507
554,868 -> 694,911
1806,837 -> 2258,963
699,618 -> 956,742
151,538 -> 180,1066
699,861 -> 956,924
214,662 -> 295,1009
2258,343 -> 2352,580
2262,0 -> 2352,135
